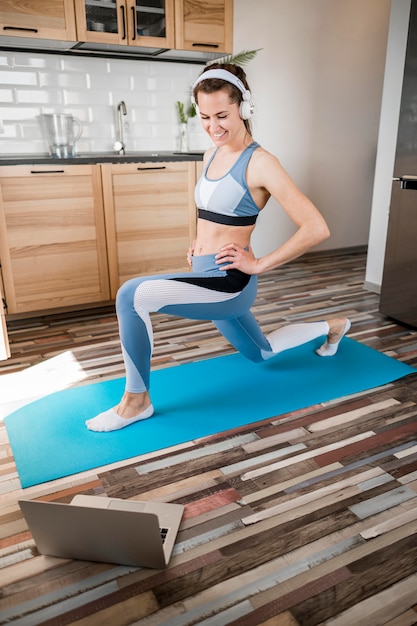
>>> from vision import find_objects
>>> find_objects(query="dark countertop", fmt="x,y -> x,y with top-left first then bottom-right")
0,151 -> 205,166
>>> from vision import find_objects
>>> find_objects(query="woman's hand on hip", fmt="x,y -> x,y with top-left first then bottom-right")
187,240 -> 195,267
215,243 -> 261,274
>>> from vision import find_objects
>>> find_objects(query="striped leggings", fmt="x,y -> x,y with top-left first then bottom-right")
116,254 -> 328,393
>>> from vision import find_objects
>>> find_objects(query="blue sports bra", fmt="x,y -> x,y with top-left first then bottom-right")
194,141 -> 261,226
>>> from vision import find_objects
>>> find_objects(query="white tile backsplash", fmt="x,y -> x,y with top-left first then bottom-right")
0,51 -> 202,155
16,90 -> 51,104
0,70 -> 38,86
0,89 -> 13,103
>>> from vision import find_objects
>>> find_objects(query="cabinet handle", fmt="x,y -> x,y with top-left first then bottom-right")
30,170 -> 65,174
136,166 -> 167,171
399,177 -> 417,190
131,6 -> 136,40
120,5 -> 126,40
191,43 -> 219,48
3,26 -> 38,33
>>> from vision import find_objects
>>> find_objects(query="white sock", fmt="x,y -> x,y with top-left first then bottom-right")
263,321 -> 329,359
316,319 -> 351,357
86,404 -> 154,432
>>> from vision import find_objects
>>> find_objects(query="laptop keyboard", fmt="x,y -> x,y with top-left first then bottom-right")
160,527 -> 169,543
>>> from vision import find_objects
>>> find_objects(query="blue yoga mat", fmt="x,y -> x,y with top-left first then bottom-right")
5,337 -> 416,488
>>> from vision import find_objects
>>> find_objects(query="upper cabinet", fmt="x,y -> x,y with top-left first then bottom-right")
0,0 -> 76,41
175,0 -> 233,54
0,0 -> 233,58
74,0 -> 175,49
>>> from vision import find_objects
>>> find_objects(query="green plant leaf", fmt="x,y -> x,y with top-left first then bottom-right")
187,104 -> 197,118
206,49 -> 262,67
176,100 -> 187,124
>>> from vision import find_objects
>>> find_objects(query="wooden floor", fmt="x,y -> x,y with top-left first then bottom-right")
1,248 -> 417,626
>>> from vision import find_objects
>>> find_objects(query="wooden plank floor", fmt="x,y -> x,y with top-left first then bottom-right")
1,248 -> 417,626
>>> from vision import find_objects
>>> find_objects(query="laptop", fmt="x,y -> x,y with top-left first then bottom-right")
19,494 -> 184,569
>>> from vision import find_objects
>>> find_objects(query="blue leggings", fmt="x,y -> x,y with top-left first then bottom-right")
116,254 -> 328,393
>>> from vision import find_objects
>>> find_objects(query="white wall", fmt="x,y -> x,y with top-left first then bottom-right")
365,0 -> 411,292
234,0 -> 391,256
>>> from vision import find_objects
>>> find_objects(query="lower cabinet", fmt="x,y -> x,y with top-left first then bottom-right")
0,273 -> 10,360
0,164 -> 110,314
0,160 -> 198,315
101,161 -> 197,298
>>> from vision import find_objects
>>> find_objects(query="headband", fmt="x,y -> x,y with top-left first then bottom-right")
192,69 -> 249,97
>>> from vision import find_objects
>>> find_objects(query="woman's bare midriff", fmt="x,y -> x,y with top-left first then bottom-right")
193,219 -> 256,256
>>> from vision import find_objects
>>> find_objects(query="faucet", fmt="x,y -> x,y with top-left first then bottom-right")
113,100 -> 127,154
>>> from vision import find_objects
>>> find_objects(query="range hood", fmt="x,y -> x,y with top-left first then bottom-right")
0,34 -> 225,64
0,35 -> 75,51
71,40 -> 224,62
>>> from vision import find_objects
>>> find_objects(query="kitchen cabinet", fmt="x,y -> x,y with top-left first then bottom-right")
175,0 -> 233,54
101,161 -> 197,298
0,0 -> 233,57
0,274 -> 10,360
75,0 -> 232,54
0,158 -> 199,320
0,0 -> 76,41
74,0 -> 175,49
0,164 -> 110,314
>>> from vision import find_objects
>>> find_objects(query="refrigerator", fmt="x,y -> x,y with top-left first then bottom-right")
379,0 -> 417,328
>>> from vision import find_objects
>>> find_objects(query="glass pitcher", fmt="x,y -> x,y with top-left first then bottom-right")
40,114 -> 82,158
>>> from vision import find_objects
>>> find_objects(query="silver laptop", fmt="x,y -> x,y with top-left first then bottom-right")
19,495 -> 184,569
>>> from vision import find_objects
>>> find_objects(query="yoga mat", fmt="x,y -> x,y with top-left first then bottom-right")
5,337 -> 416,488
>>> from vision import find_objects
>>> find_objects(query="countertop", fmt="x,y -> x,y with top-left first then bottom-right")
0,151 -> 205,166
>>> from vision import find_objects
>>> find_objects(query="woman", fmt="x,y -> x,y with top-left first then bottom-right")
86,63 -> 350,432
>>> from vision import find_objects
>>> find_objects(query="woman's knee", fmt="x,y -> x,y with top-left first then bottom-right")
116,278 -> 141,314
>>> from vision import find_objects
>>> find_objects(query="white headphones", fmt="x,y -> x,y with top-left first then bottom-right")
191,68 -> 255,120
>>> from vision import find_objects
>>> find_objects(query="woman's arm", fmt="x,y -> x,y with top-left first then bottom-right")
216,149 -> 330,274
